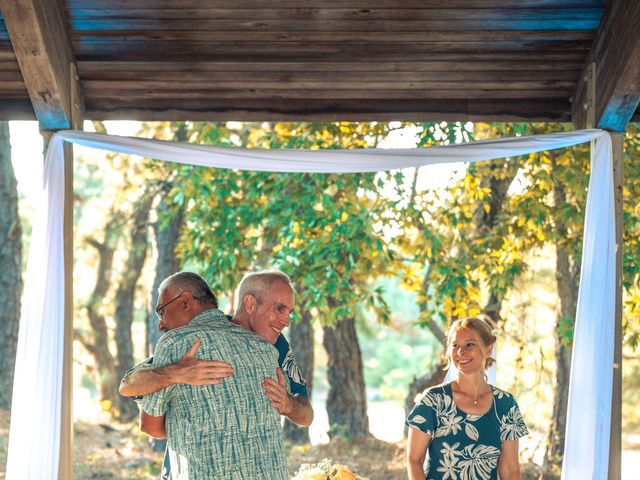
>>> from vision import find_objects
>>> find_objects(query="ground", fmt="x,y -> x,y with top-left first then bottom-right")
0,409 -> 406,479
0,410 -> 635,479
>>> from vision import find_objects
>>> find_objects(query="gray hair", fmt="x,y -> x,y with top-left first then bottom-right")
159,271 -> 218,309
235,270 -> 294,313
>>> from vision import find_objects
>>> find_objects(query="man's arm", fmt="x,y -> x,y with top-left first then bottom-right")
263,369 -> 314,427
119,338 -> 234,397
140,411 -> 167,439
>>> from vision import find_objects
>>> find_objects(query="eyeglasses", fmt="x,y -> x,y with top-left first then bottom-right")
155,291 -> 184,320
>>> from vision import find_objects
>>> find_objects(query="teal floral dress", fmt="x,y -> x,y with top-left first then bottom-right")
406,382 -> 528,480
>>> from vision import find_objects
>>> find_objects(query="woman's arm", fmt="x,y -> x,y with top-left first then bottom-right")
497,439 -> 521,480
406,426 -> 431,480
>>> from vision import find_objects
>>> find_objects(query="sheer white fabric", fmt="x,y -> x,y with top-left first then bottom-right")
7,128 -> 613,479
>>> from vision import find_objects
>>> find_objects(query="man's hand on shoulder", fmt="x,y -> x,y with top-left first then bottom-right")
166,337 -> 235,386
119,338 -> 234,397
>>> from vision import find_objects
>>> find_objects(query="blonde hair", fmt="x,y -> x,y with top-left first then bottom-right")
445,317 -> 496,370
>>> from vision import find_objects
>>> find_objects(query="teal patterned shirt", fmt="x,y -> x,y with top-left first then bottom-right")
406,382 -> 528,480
141,309 -> 288,480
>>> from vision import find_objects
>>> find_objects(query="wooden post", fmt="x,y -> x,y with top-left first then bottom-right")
608,131 -> 624,480
59,139 -> 74,480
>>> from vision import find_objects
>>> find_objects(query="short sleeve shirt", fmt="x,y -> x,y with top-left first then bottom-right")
141,309 -> 288,480
406,382 -> 528,480
126,316 -> 309,401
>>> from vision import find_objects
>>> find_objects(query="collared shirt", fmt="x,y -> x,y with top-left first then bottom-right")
141,309 -> 288,480
127,316 -> 308,401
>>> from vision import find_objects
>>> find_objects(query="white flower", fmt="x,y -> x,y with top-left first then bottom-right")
436,450 -> 460,480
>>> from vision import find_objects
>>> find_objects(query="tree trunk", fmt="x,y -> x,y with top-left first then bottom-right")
284,308 -> 314,444
145,189 -> 183,453
80,214 -> 121,407
0,122 -> 22,409
147,192 -> 184,353
114,193 -> 153,421
322,311 -> 369,439
544,177 -> 579,476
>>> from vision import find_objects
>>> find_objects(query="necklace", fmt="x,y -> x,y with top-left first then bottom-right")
454,381 -> 485,406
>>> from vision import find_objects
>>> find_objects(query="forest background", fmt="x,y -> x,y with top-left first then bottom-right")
0,119 -> 639,479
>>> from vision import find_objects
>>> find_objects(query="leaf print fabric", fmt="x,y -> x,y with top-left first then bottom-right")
406,383 -> 528,479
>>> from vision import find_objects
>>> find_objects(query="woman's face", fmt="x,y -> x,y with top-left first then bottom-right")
449,327 -> 492,375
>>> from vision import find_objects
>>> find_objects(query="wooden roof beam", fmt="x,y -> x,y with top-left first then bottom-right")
572,0 -> 640,131
0,0 -> 84,129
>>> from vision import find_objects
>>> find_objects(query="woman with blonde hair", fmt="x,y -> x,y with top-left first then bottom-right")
406,317 -> 528,480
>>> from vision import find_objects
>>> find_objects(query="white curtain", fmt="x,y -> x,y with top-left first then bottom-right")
7,128 -> 614,479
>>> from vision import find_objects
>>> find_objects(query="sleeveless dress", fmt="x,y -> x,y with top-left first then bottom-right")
406,382 -> 528,480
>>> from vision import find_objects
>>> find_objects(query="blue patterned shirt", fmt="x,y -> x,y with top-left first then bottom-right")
406,382 -> 528,480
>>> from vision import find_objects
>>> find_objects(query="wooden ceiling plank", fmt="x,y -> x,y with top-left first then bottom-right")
77,59 -> 585,73
82,79 -> 577,91
67,18 -> 602,32
0,0 -> 83,129
572,0 -> 640,130
78,69 -> 580,83
67,7 -> 604,22
72,40 -> 592,60
67,0 -> 605,10
84,88 -> 572,100
84,97 -> 571,122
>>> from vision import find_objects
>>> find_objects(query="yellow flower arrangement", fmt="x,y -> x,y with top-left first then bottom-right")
292,458 -> 365,480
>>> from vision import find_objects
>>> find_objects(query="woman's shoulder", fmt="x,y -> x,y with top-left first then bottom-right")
491,386 -> 521,408
417,382 -> 451,401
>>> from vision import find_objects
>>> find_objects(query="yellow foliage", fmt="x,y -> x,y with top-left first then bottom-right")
100,399 -> 112,412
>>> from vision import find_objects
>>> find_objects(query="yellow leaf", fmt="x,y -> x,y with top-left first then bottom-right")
340,212 -> 349,222
100,399 -> 112,412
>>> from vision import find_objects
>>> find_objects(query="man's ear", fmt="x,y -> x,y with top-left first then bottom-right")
181,291 -> 195,310
243,294 -> 257,314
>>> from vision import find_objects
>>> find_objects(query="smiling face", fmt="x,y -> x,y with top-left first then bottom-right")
448,327 -> 493,375
247,280 -> 294,344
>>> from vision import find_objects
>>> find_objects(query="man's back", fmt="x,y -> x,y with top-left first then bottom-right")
142,309 -> 288,480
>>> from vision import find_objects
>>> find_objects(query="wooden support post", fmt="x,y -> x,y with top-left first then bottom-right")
58,139 -> 74,480
608,131 -> 624,480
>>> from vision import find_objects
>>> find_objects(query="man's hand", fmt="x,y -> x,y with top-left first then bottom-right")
166,337 -> 234,386
262,368 -> 314,426
119,338 -> 234,397
262,369 -> 292,415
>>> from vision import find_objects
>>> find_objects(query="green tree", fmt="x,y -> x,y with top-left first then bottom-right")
168,121 -> 406,439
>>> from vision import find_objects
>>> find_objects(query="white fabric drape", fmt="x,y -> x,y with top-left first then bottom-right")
7,128 -> 614,479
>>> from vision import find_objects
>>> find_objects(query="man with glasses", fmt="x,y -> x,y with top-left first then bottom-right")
123,270 -> 313,478
135,271 -> 290,479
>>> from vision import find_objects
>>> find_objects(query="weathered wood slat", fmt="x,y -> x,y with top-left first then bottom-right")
69,30 -> 595,43
73,41 -> 592,62
0,99 -> 36,120
67,8 -> 604,22
67,0 -> 605,10
78,59 -> 586,73
84,97 -> 572,122
79,69 -> 580,83
68,18 -> 601,31
84,88 -> 571,100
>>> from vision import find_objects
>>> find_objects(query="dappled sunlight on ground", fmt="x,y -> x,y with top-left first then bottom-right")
1,406 -> 639,479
